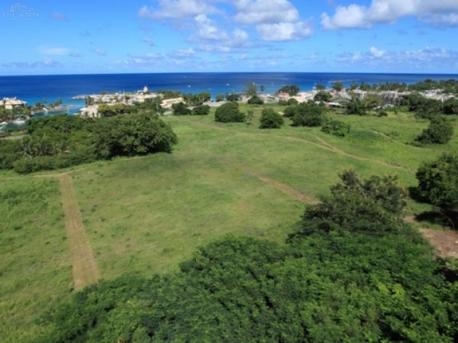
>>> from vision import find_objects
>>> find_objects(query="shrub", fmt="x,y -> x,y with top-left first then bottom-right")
283,106 -> 297,118
415,154 -> 458,211
321,120 -> 350,137
416,116 -> 453,144
314,91 -> 332,102
259,109 -> 284,129
215,94 -> 225,102
247,95 -> 264,105
98,103 -> 132,117
226,93 -> 240,102
215,102 -> 245,123
278,85 -> 299,96
443,98 -> 458,115
184,92 -> 211,106
291,101 -> 325,127
345,97 -> 367,115
300,170 -> 407,235
172,102 -> 192,116
192,105 -> 210,116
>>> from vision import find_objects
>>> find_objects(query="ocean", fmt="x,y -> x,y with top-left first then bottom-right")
1,72 -> 457,112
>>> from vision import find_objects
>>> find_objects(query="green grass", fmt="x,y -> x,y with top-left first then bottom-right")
0,179 -> 71,343
0,107 -> 456,340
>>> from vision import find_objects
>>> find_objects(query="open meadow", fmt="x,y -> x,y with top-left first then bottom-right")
1,106 -> 457,341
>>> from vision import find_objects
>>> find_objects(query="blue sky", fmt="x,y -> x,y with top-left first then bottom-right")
1,0 -> 457,75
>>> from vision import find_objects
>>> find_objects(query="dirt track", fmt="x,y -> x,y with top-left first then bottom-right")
59,174 -> 99,289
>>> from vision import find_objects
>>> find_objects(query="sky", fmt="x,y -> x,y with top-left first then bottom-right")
1,0 -> 458,75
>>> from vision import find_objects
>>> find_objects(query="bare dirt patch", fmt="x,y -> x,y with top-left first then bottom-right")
59,174 -> 100,289
420,228 -> 458,259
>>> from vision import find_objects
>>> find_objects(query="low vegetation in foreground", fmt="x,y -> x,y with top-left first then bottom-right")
39,173 -> 456,342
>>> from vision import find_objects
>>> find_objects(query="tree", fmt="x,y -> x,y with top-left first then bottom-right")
300,170 -> 407,235
278,85 -> 300,96
291,101 -> 325,127
314,91 -> 332,102
332,82 -> 344,92
215,102 -> 245,123
416,116 -> 453,145
216,94 -> 225,102
321,120 -> 350,137
315,84 -> 326,91
245,82 -> 258,97
226,93 -> 240,102
443,98 -> 458,115
247,95 -> 264,105
345,97 -> 367,115
192,105 -> 210,116
172,102 -> 192,116
415,154 -> 458,212
259,109 -> 284,129
283,105 -> 297,118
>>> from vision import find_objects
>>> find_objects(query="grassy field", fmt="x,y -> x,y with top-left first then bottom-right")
0,178 -> 71,342
0,106 -> 456,341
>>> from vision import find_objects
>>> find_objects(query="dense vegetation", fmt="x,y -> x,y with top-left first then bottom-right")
278,84 -> 300,96
215,102 -> 246,123
259,108 -> 284,129
0,113 -> 177,173
415,154 -> 458,213
290,101 -> 326,127
321,119 -> 350,137
38,172 -> 457,343
416,116 -> 454,145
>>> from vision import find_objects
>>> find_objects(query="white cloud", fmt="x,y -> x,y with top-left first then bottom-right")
233,0 -> 312,41
139,0 -> 214,19
322,0 -> 458,29
369,46 -> 385,58
233,0 -> 299,24
194,14 -> 228,40
39,47 -> 80,57
257,22 -> 312,41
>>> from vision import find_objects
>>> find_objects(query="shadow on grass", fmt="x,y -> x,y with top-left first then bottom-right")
415,211 -> 458,230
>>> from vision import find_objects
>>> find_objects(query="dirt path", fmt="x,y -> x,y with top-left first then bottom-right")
420,229 -> 458,259
245,170 -> 318,205
59,174 -> 99,289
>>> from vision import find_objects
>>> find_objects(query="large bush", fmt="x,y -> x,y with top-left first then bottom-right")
416,116 -> 454,145
443,98 -> 458,115
299,170 -> 407,235
345,97 -> 367,115
259,108 -> 284,129
192,105 -> 210,116
172,102 -> 191,116
314,91 -> 332,102
321,120 -> 350,137
291,101 -> 325,127
215,102 -> 245,123
247,95 -> 264,105
415,154 -> 458,211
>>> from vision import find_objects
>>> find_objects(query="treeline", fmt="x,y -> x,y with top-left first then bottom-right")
0,113 -> 177,173
38,168 -> 457,343
350,79 -> 458,94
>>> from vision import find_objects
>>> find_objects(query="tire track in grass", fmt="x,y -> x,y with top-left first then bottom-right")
59,174 -> 100,289
244,169 -> 318,205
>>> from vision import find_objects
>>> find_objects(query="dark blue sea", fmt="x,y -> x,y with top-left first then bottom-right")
1,72 -> 457,112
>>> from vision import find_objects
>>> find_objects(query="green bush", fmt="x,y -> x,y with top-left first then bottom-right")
98,103 -> 132,117
278,84 -> 299,96
259,109 -> 284,129
345,97 -> 367,115
172,102 -> 192,116
299,170 -> 407,235
314,91 -> 332,102
443,98 -> 458,115
215,102 -> 245,123
226,93 -> 240,102
283,105 -> 297,118
415,154 -> 458,211
291,101 -> 325,127
416,116 -> 454,145
247,95 -> 264,105
191,105 -> 210,116
321,120 -> 350,137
